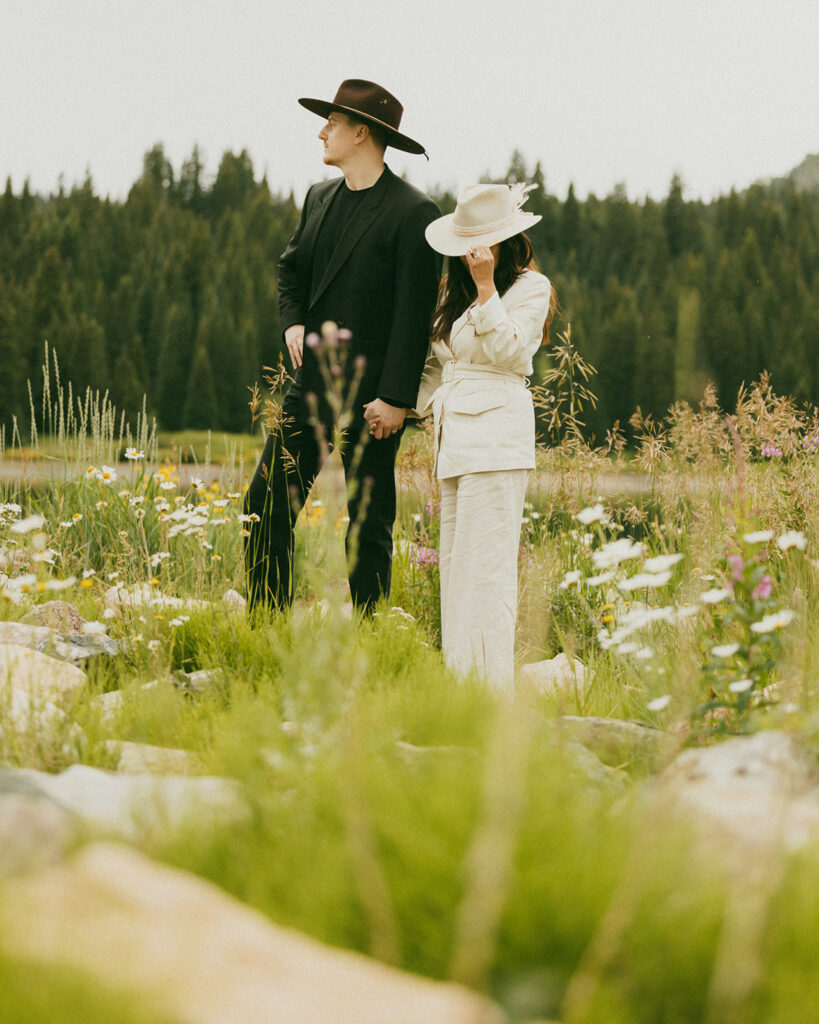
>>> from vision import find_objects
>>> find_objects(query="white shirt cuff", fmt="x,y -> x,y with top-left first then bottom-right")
469,292 -> 505,334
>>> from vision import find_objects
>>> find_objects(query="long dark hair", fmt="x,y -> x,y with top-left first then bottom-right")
430,232 -> 556,346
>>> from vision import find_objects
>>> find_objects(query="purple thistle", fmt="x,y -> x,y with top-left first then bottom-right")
414,545 -> 439,567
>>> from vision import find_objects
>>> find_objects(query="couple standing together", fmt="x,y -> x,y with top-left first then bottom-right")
244,79 -> 555,690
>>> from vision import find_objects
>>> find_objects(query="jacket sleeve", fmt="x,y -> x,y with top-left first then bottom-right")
470,273 -> 551,373
376,198 -> 443,408
277,185 -> 315,338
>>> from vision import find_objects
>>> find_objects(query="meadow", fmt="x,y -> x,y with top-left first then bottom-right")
1,343 -> 819,1023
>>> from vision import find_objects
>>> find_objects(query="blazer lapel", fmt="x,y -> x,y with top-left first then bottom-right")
299,178 -> 343,278
308,167 -> 393,309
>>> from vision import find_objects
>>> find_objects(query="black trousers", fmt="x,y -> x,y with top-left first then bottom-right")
243,385 -> 403,614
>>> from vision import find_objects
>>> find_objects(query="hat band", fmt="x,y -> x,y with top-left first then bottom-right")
451,211 -> 529,237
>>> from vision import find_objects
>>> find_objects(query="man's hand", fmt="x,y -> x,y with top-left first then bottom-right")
284,324 -> 305,369
363,399 -> 407,440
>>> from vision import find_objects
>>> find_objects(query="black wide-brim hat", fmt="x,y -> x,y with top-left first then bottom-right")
298,79 -> 426,156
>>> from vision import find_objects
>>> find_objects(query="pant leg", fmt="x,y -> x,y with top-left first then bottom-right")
438,476 -> 458,648
340,422 -> 403,613
440,469 -> 529,691
243,390 -> 324,612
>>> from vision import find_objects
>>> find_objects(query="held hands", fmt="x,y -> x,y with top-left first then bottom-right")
363,399 -> 407,440
465,246 -> 497,306
284,324 -> 305,369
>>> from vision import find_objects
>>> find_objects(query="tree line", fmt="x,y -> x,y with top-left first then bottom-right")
1,145 -> 817,440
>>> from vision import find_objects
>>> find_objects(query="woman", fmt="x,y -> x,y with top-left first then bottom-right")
417,183 -> 555,690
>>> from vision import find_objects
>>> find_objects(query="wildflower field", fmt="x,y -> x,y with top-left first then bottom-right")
1,347 -> 819,1024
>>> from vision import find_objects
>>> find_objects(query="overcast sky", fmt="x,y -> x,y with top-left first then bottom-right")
2,0 -> 817,204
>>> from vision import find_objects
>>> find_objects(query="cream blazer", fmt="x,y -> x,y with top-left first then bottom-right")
415,269 -> 551,480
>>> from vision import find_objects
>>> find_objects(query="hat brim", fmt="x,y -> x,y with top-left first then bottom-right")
298,97 -> 426,155
424,212 -> 542,257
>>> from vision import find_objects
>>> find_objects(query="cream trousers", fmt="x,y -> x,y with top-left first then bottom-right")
439,469 -> 529,691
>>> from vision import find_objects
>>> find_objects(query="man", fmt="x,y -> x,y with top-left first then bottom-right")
244,79 -> 441,614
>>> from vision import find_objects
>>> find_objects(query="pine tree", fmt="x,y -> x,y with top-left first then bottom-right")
560,184 -> 581,258
0,276 -> 24,427
183,345 -> 218,428
674,287 -> 701,403
111,344 -> 147,428
157,300 -> 194,430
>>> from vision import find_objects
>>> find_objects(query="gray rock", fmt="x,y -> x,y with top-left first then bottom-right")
659,731 -> 819,855
92,679 -> 162,721
104,741 -> 203,775
3,842 -> 508,1024
179,668 -> 225,693
22,600 -> 86,633
560,740 -> 629,794
521,654 -> 588,698
0,618 -> 120,663
554,715 -> 680,770
0,620 -> 55,649
0,790 -> 77,876
1,685 -> 81,740
0,643 -> 88,701
7,764 -> 245,840
38,631 -> 122,662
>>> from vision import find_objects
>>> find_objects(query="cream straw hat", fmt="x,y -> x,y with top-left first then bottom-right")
425,183 -> 541,257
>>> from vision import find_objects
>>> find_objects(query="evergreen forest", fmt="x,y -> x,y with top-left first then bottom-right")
1,144 -> 817,440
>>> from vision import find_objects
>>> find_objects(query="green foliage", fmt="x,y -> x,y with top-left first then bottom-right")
2,150 -> 818,439
0,955 -> 180,1024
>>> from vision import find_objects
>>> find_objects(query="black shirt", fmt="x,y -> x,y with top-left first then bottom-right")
311,179 -> 404,409
310,181 -> 372,297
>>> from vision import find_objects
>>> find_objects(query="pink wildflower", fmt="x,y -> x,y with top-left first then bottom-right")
414,546 -> 439,567
727,554 -> 744,582
752,576 -> 773,600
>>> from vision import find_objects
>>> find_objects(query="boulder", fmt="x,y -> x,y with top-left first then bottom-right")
521,654 -> 587,698
222,588 -> 246,610
104,741 -> 203,775
21,600 -> 86,633
92,679 -> 161,720
104,584 -> 244,617
1,685 -> 78,737
8,764 -> 244,840
104,583 -> 207,614
0,783 -> 77,876
659,731 -> 819,855
0,643 -> 87,701
2,842 -> 507,1024
0,619 -> 120,663
40,632 -> 121,661
181,668 -> 225,693
561,740 -> 629,794
0,620 -> 56,649
554,716 -> 680,770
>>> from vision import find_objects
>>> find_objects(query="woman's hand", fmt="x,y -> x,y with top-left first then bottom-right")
465,246 -> 498,306
363,399 -> 407,439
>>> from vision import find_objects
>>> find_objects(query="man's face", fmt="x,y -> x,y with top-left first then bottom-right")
318,112 -> 359,167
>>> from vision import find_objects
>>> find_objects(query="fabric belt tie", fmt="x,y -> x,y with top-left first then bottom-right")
439,361 -> 525,385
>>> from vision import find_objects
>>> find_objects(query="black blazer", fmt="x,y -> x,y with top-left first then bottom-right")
277,166 -> 442,414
